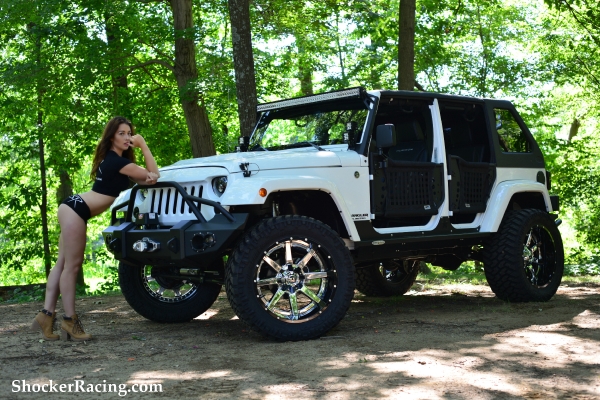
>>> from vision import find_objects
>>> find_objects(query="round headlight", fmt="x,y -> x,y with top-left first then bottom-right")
212,176 -> 228,197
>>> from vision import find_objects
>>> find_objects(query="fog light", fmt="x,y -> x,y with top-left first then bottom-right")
191,233 -> 216,252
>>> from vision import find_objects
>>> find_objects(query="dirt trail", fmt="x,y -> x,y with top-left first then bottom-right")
2,282 -> 599,399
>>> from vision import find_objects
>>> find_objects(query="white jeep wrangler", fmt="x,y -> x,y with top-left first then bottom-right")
103,87 -> 564,341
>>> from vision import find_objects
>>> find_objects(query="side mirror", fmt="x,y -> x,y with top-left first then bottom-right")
375,124 -> 396,149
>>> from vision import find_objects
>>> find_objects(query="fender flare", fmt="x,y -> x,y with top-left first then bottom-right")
220,176 -> 362,240
480,181 -> 553,233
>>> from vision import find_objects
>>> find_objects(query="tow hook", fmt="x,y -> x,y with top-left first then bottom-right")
132,237 -> 161,252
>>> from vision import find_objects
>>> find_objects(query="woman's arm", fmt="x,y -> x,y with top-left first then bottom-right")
120,134 -> 161,185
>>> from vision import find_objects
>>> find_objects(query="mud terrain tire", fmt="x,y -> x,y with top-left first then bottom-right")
119,262 -> 222,323
355,260 -> 420,297
484,209 -> 564,302
225,215 -> 355,341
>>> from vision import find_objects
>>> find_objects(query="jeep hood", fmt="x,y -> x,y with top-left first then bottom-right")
160,148 -> 345,174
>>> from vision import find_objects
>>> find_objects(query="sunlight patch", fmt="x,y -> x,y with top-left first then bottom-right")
194,309 -> 218,320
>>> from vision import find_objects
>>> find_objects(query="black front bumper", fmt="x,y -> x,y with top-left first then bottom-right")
102,181 -> 248,268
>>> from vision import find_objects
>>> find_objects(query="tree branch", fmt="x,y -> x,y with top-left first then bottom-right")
574,54 -> 600,88
127,58 -> 175,73
560,0 -> 600,47
131,55 -> 170,88
135,37 -> 176,68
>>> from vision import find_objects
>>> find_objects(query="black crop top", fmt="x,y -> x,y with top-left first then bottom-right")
92,150 -> 133,197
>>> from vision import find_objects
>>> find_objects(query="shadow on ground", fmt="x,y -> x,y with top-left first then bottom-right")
1,283 -> 599,399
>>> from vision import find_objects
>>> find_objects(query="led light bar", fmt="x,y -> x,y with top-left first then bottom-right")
257,87 -> 365,112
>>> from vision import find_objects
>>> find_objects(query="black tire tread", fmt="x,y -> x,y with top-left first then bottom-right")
355,261 -> 419,297
119,262 -> 222,323
225,215 -> 355,341
483,209 -> 564,302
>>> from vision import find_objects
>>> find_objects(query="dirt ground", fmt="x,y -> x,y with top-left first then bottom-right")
1,282 -> 599,400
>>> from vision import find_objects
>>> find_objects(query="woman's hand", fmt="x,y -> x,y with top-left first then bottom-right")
145,171 -> 159,185
130,134 -> 147,149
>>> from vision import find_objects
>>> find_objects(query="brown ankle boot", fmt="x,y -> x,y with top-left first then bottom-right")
31,310 -> 59,341
61,314 -> 92,342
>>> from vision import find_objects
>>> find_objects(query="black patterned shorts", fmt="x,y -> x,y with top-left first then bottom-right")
61,195 -> 91,223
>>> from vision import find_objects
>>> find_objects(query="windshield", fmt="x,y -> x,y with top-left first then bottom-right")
249,101 -> 369,151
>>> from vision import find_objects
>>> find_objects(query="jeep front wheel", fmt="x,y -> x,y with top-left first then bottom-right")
119,262 -> 222,323
225,216 -> 355,341
355,260 -> 420,297
483,209 -> 564,302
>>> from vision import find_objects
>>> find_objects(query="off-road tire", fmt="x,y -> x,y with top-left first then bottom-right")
355,260 -> 420,297
225,215 -> 355,341
119,262 -> 222,323
483,209 -> 564,302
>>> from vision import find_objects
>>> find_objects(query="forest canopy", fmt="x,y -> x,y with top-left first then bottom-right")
0,0 -> 598,284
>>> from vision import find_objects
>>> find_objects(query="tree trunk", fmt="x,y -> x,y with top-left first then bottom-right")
31,26 -> 52,279
105,12 -> 130,116
228,0 -> 257,138
368,36 -> 382,90
297,37 -> 314,96
398,0 -> 416,91
55,170 -> 73,204
334,11 -> 348,87
568,118 -> 581,143
170,0 -> 216,157
476,4 -> 489,97
38,124 -> 52,278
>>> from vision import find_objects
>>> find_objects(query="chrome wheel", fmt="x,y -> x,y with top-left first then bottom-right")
255,238 -> 335,322
522,225 -> 556,288
226,216 -> 354,340
483,209 -> 564,302
379,260 -> 417,284
355,259 -> 420,297
141,266 -> 198,303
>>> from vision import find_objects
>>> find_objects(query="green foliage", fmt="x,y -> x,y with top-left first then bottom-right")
94,266 -> 121,294
418,265 -> 488,285
2,286 -> 45,304
1,0 -> 600,285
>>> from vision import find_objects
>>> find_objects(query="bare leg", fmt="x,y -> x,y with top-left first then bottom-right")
56,205 -> 87,317
43,233 -> 65,313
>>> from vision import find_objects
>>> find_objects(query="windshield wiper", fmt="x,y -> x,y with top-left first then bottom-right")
249,143 -> 268,151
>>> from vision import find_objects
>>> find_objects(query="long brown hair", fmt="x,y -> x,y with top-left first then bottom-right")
90,116 -> 137,180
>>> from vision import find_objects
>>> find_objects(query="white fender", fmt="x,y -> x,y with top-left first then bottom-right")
480,181 -> 553,233
220,173 -> 364,241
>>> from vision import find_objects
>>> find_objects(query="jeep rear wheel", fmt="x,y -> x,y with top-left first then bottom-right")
483,209 -> 564,302
225,216 -> 355,341
119,262 -> 222,323
355,260 -> 420,297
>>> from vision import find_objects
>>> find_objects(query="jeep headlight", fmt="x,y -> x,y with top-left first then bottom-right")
212,176 -> 228,197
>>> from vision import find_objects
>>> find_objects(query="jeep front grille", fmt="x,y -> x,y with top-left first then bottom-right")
148,184 -> 204,216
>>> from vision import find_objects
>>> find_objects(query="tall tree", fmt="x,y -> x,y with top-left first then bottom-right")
29,22 -> 52,277
228,0 -> 257,138
398,0 -> 416,90
170,0 -> 216,157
